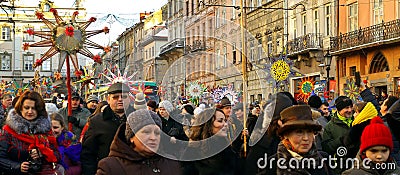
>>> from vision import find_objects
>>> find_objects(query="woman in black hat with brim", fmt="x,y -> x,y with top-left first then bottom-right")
259,105 -> 332,175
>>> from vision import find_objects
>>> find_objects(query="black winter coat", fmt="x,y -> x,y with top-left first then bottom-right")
81,105 -> 134,175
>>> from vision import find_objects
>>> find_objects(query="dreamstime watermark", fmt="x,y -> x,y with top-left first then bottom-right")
257,147 -> 397,170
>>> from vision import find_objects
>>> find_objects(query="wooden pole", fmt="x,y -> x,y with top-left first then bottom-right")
66,54 -> 73,131
240,0 -> 248,157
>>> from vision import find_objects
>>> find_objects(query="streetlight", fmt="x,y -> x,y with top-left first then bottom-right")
324,50 -> 332,95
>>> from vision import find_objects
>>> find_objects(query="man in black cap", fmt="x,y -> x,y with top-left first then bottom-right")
81,82 -> 134,175
58,92 -> 91,139
321,95 -> 353,174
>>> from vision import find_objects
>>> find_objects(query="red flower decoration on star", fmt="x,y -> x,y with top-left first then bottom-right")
92,55 -> 101,64
35,59 -> 43,67
22,43 -> 30,51
54,72 -> 62,80
50,8 -> 57,15
26,28 -> 34,35
75,70 -> 83,77
103,46 -> 111,53
103,27 -> 109,34
65,26 -> 74,37
73,11 -> 79,16
35,12 -> 44,19
89,17 -> 96,22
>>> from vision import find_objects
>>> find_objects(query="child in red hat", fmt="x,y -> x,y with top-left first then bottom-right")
343,117 -> 400,175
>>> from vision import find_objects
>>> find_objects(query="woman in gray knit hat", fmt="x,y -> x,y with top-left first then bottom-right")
96,109 -> 182,175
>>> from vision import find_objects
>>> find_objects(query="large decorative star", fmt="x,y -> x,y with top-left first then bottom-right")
23,9 -> 110,72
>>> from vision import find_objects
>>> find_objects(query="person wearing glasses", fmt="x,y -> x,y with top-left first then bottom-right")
259,105 -> 331,175
81,82 -> 134,175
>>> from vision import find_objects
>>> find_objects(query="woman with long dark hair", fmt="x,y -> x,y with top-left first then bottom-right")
0,90 -> 62,174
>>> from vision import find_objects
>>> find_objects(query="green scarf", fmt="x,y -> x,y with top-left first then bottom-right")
337,112 -> 353,127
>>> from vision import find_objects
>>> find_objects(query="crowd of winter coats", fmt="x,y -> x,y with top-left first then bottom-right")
0,83 -> 400,175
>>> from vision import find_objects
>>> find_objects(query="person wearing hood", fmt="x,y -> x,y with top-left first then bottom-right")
245,92 -> 294,175
342,117 -> 400,175
97,109 -> 182,175
0,90 -> 62,174
58,92 -> 91,139
158,100 -> 188,157
259,105 -> 331,175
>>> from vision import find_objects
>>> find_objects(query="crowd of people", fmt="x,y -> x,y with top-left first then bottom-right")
0,80 -> 399,175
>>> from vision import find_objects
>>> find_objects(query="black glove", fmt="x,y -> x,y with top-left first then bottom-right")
68,116 -> 79,125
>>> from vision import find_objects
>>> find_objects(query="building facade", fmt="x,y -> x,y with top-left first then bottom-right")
331,0 -> 400,97
286,0 -> 338,100
159,0 -> 185,99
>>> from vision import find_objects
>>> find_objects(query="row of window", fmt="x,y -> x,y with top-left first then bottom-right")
0,53 -> 51,71
0,26 -> 49,42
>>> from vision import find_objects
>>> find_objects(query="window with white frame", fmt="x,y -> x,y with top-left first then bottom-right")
41,57 -> 51,71
232,43 -> 237,64
223,46 -> 227,67
209,53 -> 213,71
314,9 -> 319,34
222,9 -> 226,25
267,35 -> 272,55
302,13 -> 307,35
0,53 -> 11,71
216,8 -> 220,28
348,3 -> 358,31
1,26 -> 11,40
23,26 -> 34,42
293,17 -> 297,39
232,0 -> 236,19
325,4 -> 331,36
373,0 -> 383,25
257,38 -> 262,60
23,54 -> 34,71
258,0 -> 262,7
216,49 -> 220,69
250,42 -> 255,62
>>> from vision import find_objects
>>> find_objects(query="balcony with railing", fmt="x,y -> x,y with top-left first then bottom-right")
330,19 -> 400,54
159,38 -> 185,55
287,33 -> 323,56
184,40 -> 207,54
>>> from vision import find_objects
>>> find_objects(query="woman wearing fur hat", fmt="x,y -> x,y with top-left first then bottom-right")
96,109 -> 182,175
259,105 -> 332,175
0,90 -> 62,174
342,117 -> 400,175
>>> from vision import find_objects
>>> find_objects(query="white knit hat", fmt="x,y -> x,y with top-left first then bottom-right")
159,100 -> 174,114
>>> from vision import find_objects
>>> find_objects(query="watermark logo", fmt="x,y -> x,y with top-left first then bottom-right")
336,146 -> 347,157
257,147 -> 397,171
